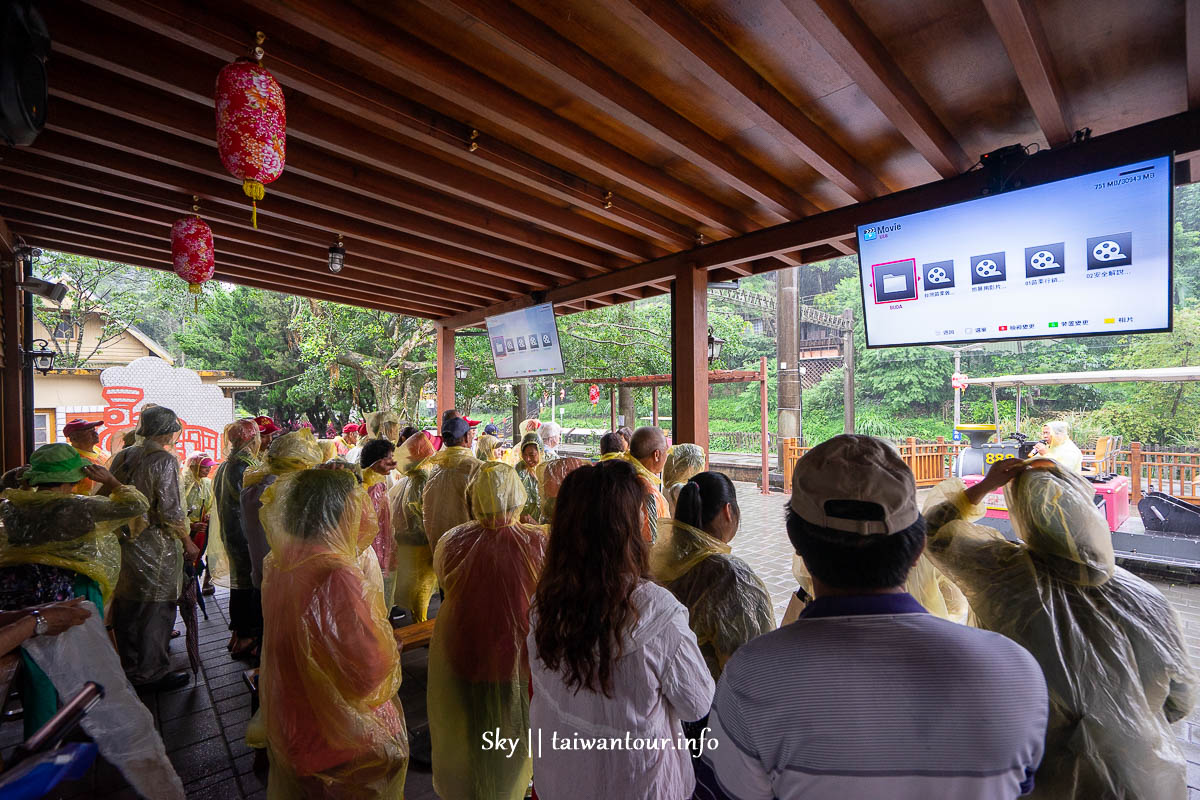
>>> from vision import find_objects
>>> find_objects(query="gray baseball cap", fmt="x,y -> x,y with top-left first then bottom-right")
789,434 -> 919,535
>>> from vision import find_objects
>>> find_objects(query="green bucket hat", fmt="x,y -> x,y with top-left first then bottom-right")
27,443 -> 88,486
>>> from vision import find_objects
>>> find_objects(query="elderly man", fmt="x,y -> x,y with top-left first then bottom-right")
540,421 -> 562,459
333,423 -> 359,457
1034,420 -> 1083,473
62,418 -> 107,495
107,406 -> 199,691
626,426 -> 671,542
697,435 -> 1049,800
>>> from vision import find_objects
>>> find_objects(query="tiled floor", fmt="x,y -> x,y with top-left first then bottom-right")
7,480 -> 1200,798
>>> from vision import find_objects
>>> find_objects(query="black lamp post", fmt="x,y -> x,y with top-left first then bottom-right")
25,338 -> 55,375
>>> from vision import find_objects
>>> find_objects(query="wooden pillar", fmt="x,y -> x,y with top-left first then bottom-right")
777,267 -> 800,467
618,386 -> 635,431
609,387 -> 616,432
1,249 -> 24,471
760,357 -> 769,495
1130,441 -> 1143,504
435,324 -> 455,425
651,386 -> 659,426
672,262 -> 708,454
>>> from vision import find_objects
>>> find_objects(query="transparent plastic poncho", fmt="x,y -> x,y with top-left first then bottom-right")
389,434 -> 437,619
366,410 -> 401,442
537,457 -> 588,523
923,464 -> 1196,799
107,440 -> 190,603
212,431 -> 261,591
652,518 -> 775,680
421,446 -> 481,553
429,462 -> 546,800
258,469 -> 408,797
662,444 -> 706,514
0,485 -> 149,608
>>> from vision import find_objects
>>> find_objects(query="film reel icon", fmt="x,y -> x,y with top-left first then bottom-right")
975,259 -> 1000,278
926,266 -> 950,284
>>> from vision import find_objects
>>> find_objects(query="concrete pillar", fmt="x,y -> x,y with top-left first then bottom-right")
618,385 -> 635,431
842,310 -> 855,434
777,267 -> 801,461
512,380 -> 528,444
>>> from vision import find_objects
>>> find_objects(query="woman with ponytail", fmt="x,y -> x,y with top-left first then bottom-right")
653,472 -> 775,682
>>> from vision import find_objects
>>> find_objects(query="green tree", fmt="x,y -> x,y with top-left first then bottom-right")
32,252 -> 147,367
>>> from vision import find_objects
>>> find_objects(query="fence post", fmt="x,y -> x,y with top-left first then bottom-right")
937,436 -> 946,479
1130,441 -> 1143,505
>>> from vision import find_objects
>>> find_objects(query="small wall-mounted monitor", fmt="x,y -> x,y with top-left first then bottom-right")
486,302 -> 565,379
856,155 -> 1173,348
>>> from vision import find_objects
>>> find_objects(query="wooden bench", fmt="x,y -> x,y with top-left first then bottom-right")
394,619 -> 435,650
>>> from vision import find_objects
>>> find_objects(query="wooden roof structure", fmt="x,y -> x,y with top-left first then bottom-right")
3,0 -> 1199,327
6,0 -> 1200,468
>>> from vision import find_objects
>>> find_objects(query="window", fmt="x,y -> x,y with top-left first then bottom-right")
33,411 -> 54,448
51,318 -> 78,340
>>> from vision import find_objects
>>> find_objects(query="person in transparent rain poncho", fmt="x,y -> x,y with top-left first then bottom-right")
259,468 -> 408,799
652,471 -> 774,683
537,456 -> 589,525
923,457 -> 1196,799
661,443 -> 706,516
212,418 -> 263,658
106,406 -> 199,690
428,462 -> 547,800
513,432 -> 543,524
388,431 -> 438,621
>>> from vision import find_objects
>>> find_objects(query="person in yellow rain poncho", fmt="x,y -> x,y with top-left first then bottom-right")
514,432 -> 543,524
367,410 -> 401,444
259,468 -> 408,799
923,457 -> 1195,799
0,443 -> 149,735
389,431 -> 438,621
652,471 -> 774,682
598,431 -> 627,460
661,443 -> 706,515
241,430 -> 324,591
538,457 -> 589,525
213,419 -> 263,658
475,433 -> 501,462
1033,420 -> 1084,473
429,462 -> 547,800
422,417 -> 482,554
360,438 -> 399,603
625,426 -> 671,542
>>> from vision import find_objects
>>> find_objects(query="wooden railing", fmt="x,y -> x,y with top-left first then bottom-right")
782,437 -> 1200,504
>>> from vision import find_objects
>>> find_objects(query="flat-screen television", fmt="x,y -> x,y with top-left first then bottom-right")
485,302 -> 565,380
856,155 -> 1173,348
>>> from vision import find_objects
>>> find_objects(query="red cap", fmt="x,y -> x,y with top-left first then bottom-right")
358,423 -> 368,436
62,419 -> 103,436
464,417 -> 482,427
199,457 -> 217,468
255,416 -> 281,436
342,423 -> 358,434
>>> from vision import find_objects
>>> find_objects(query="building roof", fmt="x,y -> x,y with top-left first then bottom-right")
961,367 -> 1200,388
1,0 -> 1196,325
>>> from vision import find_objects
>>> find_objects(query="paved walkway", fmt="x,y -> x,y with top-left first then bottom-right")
5,480 -> 1200,797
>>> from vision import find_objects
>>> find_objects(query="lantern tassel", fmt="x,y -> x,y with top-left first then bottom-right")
242,180 -> 266,229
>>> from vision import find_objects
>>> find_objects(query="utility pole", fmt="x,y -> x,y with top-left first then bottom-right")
842,309 -> 854,434
931,344 -> 983,430
777,268 -> 800,466
512,380 -> 528,444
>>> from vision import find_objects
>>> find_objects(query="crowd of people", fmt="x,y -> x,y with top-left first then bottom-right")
0,405 -> 1194,799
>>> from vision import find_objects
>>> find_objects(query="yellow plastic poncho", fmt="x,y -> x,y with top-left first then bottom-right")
389,432 -> 438,620
242,430 -> 325,588
429,462 -> 547,800
537,457 -> 588,523
259,469 -> 408,798
923,464 -> 1196,799
652,518 -> 774,680
421,446 -> 482,553
1044,432 -> 1084,473
621,453 -> 670,542
661,444 -> 706,514
0,485 -> 149,608
366,411 -> 401,443
475,434 -> 500,462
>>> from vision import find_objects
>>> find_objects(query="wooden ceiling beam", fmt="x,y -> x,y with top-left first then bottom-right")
72,0 -> 698,249
45,95 -> 593,285
439,108 -> 1200,327
604,0 -> 887,204
44,30 -> 657,265
981,0 -> 1072,147
0,208 -> 470,316
1189,0 -> 1200,109
229,0 -> 756,236
781,0 -> 970,178
16,233 -> 426,316
418,0 -> 817,223
0,151 -> 526,300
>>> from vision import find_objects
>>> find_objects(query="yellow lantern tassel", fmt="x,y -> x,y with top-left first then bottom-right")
242,179 -> 266,229
188,282 -> 202,313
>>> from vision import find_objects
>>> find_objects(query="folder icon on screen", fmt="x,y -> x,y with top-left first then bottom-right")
883,274 -> 907,293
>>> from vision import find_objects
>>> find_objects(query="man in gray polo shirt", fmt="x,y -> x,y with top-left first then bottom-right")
696,435 -> 1048,800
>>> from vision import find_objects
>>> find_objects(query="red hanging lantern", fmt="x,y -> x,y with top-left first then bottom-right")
588,384 -> 600,406
171,215 -> 214,306
214,37 -> 285,230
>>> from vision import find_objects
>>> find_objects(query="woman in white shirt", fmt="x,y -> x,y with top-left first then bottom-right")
528,459 -> 715,800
